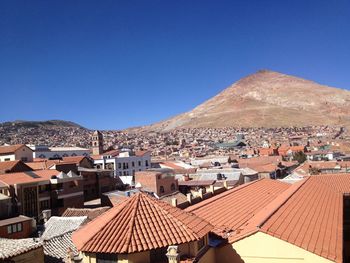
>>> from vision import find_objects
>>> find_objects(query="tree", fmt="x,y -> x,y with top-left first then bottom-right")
293,151 -> 307,164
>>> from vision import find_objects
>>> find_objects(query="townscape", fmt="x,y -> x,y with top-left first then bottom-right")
1,123 -> 350,263
1,1 -> 350,262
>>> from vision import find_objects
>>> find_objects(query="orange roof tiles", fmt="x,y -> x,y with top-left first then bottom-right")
72,192 -> 212,254
0,170 -> 59,185
185,179 -> 290,235
226,175 -> 349,263
259,176 -> 343,263
0,160 -> 32,174
62,156 -> 86,164
0,144 -> 26,155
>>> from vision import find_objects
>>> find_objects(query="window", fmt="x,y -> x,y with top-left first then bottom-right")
7,223 -> 23,234
160,186 -> 164,194
40,200 -> 50,210
4,158 -> 10,161
171,183 -> 176,191
96,253 -> 118,263
21,157 -> 28,162
145,160 -> 149,167
118,163 -> 121,169
132,161 -> 135,167
138,161 -> 141,166
39,185 -> 49,193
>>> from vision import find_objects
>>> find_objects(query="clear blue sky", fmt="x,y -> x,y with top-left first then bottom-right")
1,0 -> 350,130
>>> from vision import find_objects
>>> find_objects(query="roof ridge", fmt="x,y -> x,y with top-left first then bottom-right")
124,193 -> 141,252
186,178 -> 264,212
72,198 -> 130,251
255,177 -> 310,229
227,178 -> 310,244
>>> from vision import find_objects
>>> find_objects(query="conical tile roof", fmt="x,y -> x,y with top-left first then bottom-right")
72,192 -> 212,254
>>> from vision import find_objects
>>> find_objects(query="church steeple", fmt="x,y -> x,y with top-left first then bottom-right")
91,130 -> 103,155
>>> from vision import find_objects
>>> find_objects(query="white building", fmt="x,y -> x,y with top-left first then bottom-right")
92,149 -> 151,186
28,145 -> 90,159
0,144 -> 33,162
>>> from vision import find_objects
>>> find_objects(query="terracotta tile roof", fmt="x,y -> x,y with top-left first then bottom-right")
72,192 -> 213,254
311,173 -> 350,194
0,170 -> 59,185
0,160 -> 33,174
258,177 -> 342,263
178,180 -> 216,187
185,179 -> 289,236
62,207 -> 110,221
26,160 -> 59,170
135,150 -> 150,157
0,144 -> 26,155
227,175 -> 349,263
62,156 -> 86,164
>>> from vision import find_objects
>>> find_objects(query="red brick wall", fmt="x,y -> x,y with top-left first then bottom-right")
0,219 -> 32,239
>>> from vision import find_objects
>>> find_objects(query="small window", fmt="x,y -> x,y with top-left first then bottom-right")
171,183 -> 176,191
21,157 -> 28,162
7,225 -> 12,234
160,186 -> 164,194
132,161 -> 135,167
17,223 -> 22,232
12,224 -> 17,232
138,161 -> 141,166
145,160 -> 149,167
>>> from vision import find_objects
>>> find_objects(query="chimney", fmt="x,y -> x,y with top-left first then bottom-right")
198,188 -> 204,199
186,193 -> 192,204
166,246 -> 180,263
223,180 -> 228,190
209,185 -> 215,194
171,198 -> 178,207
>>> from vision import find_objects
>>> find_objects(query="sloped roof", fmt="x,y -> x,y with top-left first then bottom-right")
62,207 -> 110,221
72,192 -> 213,254
227,175 -> 348,263
0,144 -> 26,155
0,170 -> 59,185
43,232 -> 77,263
259,177 -> 342,263
42,216 -> 87,263
0,160 -> 33,174
0,238 -> 42,259
41,216 -> 87,241
185,179 -> 290,236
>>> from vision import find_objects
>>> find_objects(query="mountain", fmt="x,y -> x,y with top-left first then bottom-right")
0,120 -> 85,129
144,70 -> 350,132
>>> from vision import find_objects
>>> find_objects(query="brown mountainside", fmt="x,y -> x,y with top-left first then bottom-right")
145,70 -> 350,131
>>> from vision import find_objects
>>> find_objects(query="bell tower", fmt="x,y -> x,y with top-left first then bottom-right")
92,130 -> 103,155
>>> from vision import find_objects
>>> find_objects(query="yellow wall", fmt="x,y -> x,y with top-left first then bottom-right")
217,232 -> 335,263
80,235 -> 209,263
